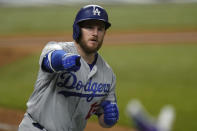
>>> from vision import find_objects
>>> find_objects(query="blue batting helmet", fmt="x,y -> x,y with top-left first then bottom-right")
73,5 -> 111,41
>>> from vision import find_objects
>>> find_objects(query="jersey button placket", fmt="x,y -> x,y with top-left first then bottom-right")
87,66 -> 97,80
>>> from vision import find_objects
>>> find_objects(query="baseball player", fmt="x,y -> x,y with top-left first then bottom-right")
18,4 -> 119,131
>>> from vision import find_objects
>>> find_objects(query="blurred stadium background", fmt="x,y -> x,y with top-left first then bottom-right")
0,0 -> 197,6
0,0 -> 197,131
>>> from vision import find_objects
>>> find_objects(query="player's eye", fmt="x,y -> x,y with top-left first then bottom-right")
86,25 -> 94,29
98,26 -> 105,31
81,24 -> 93,29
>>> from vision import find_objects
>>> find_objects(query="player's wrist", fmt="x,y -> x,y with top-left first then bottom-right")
98,114 -> 113,128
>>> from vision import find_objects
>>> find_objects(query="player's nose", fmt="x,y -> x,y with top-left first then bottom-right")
92,27 -> 99,36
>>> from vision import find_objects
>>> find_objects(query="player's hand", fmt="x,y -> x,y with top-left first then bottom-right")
62,53 -> 81,72
101,101 -> 119,126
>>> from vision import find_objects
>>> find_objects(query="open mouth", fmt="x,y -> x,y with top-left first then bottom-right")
90,39 -> 97,42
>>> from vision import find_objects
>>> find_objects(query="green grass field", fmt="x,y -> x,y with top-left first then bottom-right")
0,44 -> 197,131
100,45 -> 197,131
0,3 -> 197,35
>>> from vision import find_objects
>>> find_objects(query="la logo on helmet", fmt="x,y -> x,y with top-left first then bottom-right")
93,6 -> 101,16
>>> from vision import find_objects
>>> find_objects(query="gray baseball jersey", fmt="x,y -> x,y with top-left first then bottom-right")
25,41 -> 117,131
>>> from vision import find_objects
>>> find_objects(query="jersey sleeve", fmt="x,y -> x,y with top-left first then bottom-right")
39,41 -> 63,67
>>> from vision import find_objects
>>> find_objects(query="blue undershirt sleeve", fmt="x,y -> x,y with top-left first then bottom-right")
42,50 -> 66,73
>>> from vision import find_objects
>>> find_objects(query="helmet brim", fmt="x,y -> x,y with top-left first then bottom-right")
77,18 -> 111,30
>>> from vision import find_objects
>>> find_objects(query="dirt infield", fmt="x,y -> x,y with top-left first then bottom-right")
1,31 -> 197,47
0,31 -> 197,131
